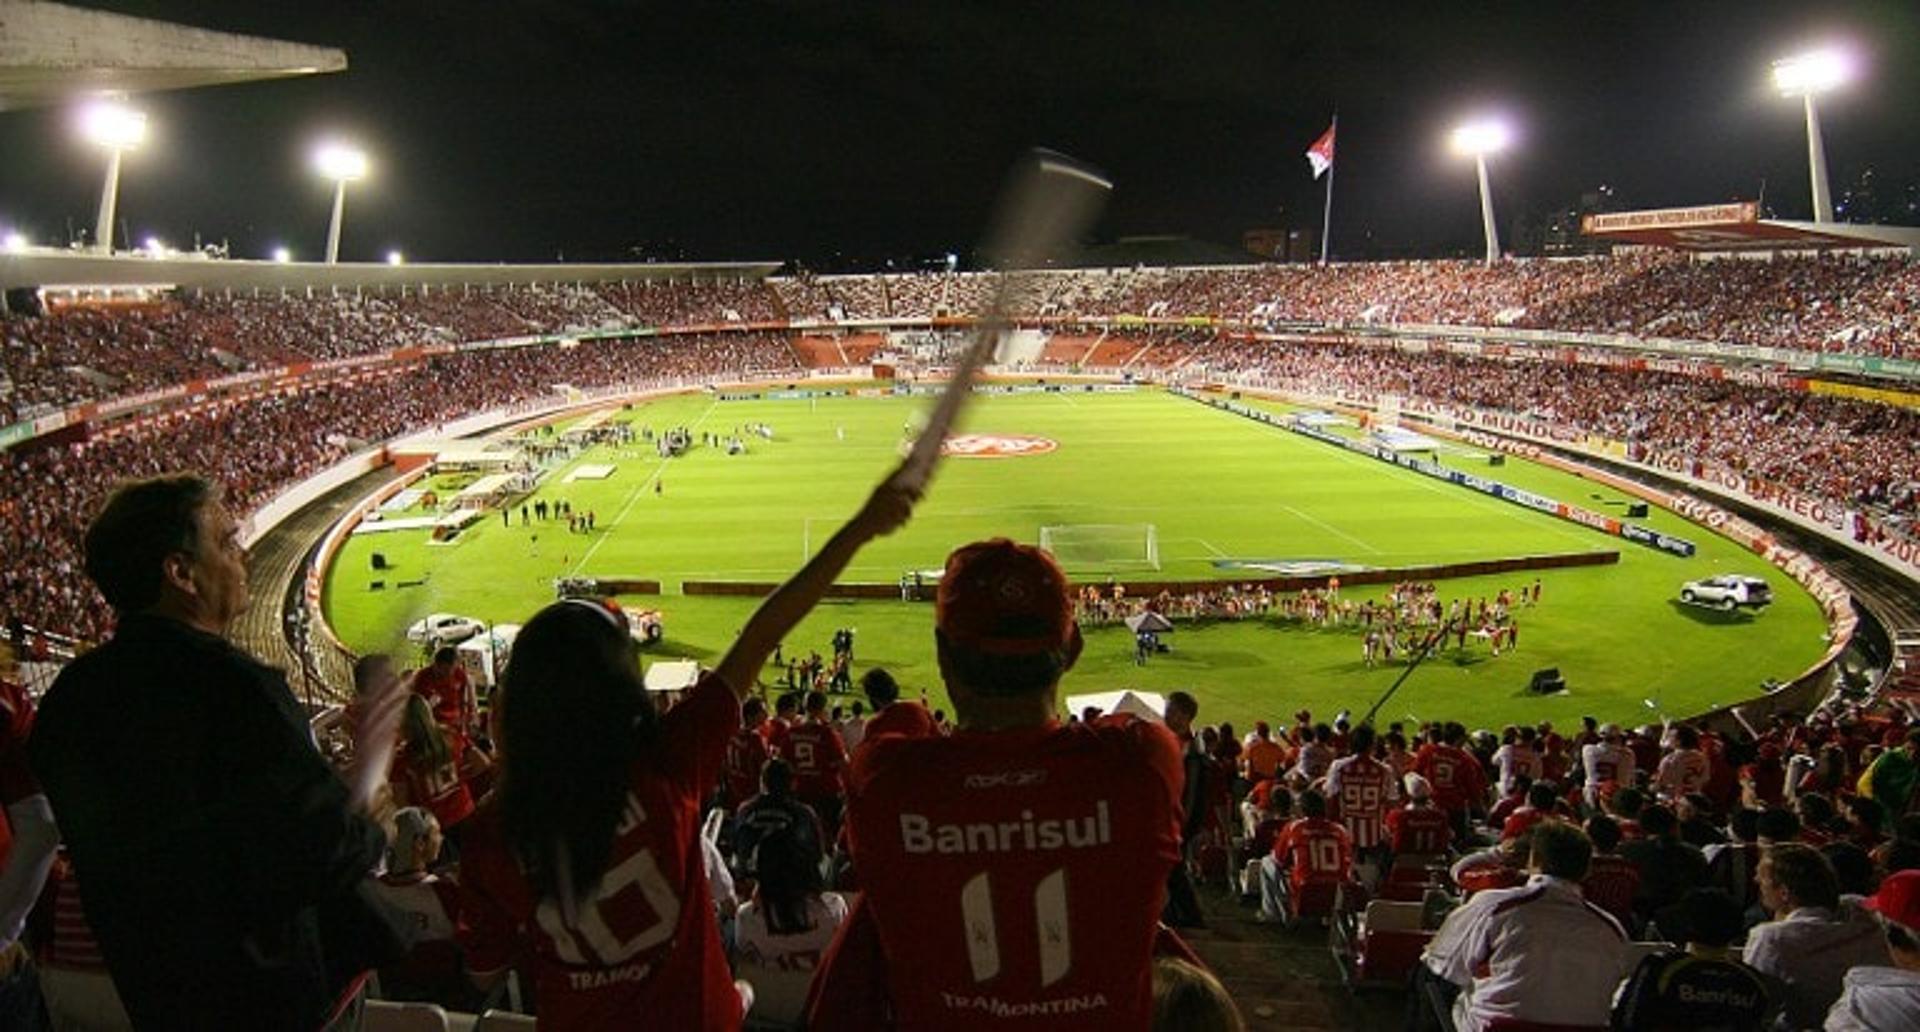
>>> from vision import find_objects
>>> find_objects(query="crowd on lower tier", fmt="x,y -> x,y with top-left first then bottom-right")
1195,339 -> 1920,526
0,333 -> 799,642
7,326 -> 1916,646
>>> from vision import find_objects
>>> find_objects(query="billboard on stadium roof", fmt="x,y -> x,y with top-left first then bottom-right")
1582,203 -> 1920,252
1583,203 -> 1758,233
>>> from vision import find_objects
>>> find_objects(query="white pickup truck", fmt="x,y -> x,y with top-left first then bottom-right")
1678,575 -> 1773,611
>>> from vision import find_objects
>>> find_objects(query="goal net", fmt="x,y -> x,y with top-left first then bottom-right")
1038,523 -> 1161,572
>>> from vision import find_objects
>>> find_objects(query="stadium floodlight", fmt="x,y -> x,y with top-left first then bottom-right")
3,231 -> 26,253
1450,119 -> 1512,266
312,142 -> 369,263
77,100 -> 147,254
272,246 -> 292,263
142,236 -> 165,255
1772,47 -> 1854,223
386,249 -> 404,265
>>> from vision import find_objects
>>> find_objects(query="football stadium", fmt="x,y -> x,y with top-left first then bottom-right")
4,4 -> 1920,1030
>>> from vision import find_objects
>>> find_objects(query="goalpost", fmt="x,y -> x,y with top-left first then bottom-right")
1038,523 -> 1161,572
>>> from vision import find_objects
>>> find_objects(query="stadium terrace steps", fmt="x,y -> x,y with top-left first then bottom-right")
1180,880 -> 1400,1029
791,335 -> 846,368
1039,333 -> 1098,364
233,467 -> 405,705
1085,338 -> 1145,367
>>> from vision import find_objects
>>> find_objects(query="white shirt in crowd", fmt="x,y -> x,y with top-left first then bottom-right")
1428,874 -> 1629,1031
1581,742 -> 1636,800
1489,743 -> 1542,797
1655,748 -> 1710,798
1825,965 -> 1920,1031
839,716 -> 866,752
1743,904 -> 1891,1031
735,892 -> 849,1026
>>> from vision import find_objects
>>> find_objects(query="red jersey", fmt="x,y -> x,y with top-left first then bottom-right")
0,677 -> 40,807
826,716 -> 1183,1030
783,720 -> 849,802
1500,807 -> 1550,843
862,701 -> 937,744
1414,743 -> 1484,814
1386,805 -> 1452,856
1273,817 -> 1353,891
1325,753 -> 1397,849
766,718 -> 796,763
411,665 -> 472,734
723,726 -> 770,807
393,734 -> 475,829
457,673 -> 741,1031
1582,854 -> 1641,929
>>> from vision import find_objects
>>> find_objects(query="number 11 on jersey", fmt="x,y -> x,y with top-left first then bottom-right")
960,868 -> 1072,988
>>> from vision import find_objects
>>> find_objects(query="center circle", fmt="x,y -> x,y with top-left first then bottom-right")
939,433 -> 1059,458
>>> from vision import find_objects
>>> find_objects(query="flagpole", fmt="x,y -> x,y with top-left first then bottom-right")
1320,113 -> 1337,265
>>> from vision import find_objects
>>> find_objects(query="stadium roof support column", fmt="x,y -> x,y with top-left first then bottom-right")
1802,93 -> 1834,224
1474,152 -> 1500,266
1771,47 -> 1853,225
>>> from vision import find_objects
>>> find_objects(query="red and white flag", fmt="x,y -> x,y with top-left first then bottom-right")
1306,123 -> 1336,179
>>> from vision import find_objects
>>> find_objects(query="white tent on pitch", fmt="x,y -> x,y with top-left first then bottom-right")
1064,690 -> 1166,723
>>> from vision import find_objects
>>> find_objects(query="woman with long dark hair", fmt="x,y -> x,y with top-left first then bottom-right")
456,475 -> 916,1030
732,827 -> 846,1027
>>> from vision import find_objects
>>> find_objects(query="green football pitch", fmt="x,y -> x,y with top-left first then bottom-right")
323,387 -> 1832,730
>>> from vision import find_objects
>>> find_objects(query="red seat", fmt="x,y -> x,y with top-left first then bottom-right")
1355,927 -> 1432,987
1289,879 -> 1342,924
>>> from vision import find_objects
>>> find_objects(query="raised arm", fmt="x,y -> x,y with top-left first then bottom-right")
713,471 -> 920,697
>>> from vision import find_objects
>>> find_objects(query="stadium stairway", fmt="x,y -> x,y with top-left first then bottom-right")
1180,878 -> 1404,1029
233,467 -> 406,706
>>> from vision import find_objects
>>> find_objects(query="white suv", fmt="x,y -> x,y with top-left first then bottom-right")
1679,575 -> 1773,611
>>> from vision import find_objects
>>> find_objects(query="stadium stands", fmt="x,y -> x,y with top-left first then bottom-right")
11,255 -> 1920,1029
7,255 -> 1920,647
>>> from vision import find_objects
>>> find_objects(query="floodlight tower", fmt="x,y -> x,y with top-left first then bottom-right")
313,143 -> 368,263
1450,120 -> 1511,266
1772,48 -> 1853,223
79,101 -> 147,254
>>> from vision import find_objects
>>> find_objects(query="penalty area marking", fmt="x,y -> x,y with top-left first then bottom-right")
1279,504 -> 1384,556
1198,400 -> 1595,549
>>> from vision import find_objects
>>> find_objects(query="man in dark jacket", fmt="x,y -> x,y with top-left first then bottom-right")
30,474 -> 400,1030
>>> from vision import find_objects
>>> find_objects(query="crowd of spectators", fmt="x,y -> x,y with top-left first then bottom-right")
1192,339 -> 1920,531
1214,690 -> 1920,1029
0,333 -> 799,641
6,254 -> 1920,643
1,280 -> 780,422
8,255 -> 1920,425
770,254 -> 1920,360
11,436 -> 1920,1028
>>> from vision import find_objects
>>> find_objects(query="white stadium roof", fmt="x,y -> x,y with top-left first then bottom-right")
0,0 -> 345,111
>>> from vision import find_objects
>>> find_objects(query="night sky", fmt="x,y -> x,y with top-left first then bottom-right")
0,1 -> 1915,267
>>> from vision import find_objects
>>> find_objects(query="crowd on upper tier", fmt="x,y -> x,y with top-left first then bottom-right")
765,253 -> 1920,360
0,333 -> 799,641
0,280 -> 774,422
8,253 -> 1920,422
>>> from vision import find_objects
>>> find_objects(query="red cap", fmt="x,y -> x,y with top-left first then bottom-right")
936,539 -> 1076,655
1863,870 -> 1920,931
